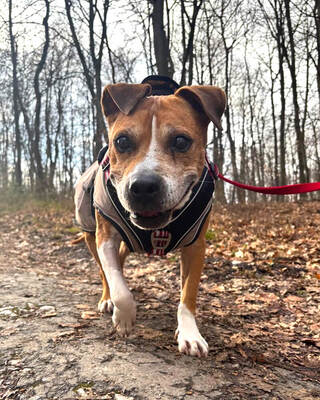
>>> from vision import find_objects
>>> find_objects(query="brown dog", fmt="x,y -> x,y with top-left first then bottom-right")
75,82 -> 226,357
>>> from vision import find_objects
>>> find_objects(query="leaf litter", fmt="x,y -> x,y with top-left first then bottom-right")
0,200 -> 320,398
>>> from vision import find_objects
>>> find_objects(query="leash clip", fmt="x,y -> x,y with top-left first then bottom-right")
210,162 -> 219,180
205,154 -> 219,181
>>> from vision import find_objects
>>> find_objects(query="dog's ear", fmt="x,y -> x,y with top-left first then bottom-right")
101,83 -> 152,122
175,86 -> 226,130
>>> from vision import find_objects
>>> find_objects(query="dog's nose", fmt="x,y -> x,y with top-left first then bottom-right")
129,173 -> 162,201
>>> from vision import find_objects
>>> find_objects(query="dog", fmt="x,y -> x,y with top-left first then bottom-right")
74,77 -> 226,357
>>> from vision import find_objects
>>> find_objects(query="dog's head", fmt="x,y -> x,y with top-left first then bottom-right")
101,82 -> 226,230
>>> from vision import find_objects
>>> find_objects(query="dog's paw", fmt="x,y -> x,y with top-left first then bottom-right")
112,301 -> 136,337
176,303 -> 208,357
98,299 -> 113,314
175,329 -> 209,357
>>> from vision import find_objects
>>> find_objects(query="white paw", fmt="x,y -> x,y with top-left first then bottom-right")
112,300 -> 136,337
175,329 -> 209,357
176,303 -> 208,357
98,299 -> 113,314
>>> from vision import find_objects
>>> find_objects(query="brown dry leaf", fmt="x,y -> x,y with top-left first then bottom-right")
215,351 -> 229,362
310,323 -> 320,332
52,330 -> 75,342
75,304 -> 91,310
1,328 -> 17,336
237,346 -> 248,359
284,295 -> 304,305
58,322 -> 88,329
141,327 -> 163,340
81,311 -> 99,320
251,352 -> 267,364
229,332 -> 249,346
255,381 -> 274,393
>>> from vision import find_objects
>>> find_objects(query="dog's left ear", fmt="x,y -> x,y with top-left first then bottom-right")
101,83 -> 152,122
175,86 -> 226,130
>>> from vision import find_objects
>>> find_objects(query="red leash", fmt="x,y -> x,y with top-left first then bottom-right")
205,156 -> 320,195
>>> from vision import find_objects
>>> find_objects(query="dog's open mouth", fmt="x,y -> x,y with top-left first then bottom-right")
129,181 -> 196,230
130,210 -> 171,229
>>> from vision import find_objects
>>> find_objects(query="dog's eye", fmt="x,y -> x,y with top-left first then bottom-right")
114,135 -> 134,153
171,135 -> 192,153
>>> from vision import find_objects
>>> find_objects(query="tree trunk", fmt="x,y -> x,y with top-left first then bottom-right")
150,0 -> 174,78
276,4 -> 287,186
180,0 -> 203,85
65,0 -> 108,157
314,0 -> 320,108
8,0 -> 22,187
33,0 -> 50,192
284,0 -> 309,183
212,128 -> 226,203
0,112 -> 9,189
224,49 -> 243,203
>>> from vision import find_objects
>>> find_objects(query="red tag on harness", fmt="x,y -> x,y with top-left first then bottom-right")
150,230 -> 172,256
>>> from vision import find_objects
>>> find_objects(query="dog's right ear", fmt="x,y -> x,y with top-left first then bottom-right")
101,83 -> 152,124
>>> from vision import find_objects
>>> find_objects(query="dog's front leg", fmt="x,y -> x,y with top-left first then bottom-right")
176,215 -> 210,357
96,212 -> 136,337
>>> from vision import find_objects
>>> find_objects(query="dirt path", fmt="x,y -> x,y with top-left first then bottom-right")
0,204 -> 320,399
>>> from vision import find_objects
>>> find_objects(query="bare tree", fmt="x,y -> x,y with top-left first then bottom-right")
258,0 -> 288,186
1,0 -> 319,200
65,0 -> 110,158
0,97 -> 10,190
283,0 -> 309,183
314,0 -> 320,108
179,0 -> 204,85
11,0 -> 51,192
149,0 -> 174,77
210,0 -> 248,202
8,0 -> 22,187
33,0 -> 50,191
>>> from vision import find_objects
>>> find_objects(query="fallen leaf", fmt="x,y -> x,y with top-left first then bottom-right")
58,322 -> 88,329
215,351 -> 229,362
76,304 -> 91,310
81,311 -> 99,320
51,330 -> 75,342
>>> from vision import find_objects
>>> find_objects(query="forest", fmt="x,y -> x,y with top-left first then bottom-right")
1,2 -> 320,398
0,0 -> 319,203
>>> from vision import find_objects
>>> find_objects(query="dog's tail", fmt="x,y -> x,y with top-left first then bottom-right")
70,233 -> 85,245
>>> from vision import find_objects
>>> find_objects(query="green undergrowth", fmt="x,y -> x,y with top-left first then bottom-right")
0,188 -> 74,216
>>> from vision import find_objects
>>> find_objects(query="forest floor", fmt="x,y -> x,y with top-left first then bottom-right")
0,198 -> 320,399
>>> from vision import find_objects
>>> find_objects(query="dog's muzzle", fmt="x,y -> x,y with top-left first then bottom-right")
126,173 -> 171,229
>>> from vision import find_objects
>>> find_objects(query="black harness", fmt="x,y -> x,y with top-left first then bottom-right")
96,153 -> 215,255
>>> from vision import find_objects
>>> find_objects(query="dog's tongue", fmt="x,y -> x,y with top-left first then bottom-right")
138,210 -> 160,217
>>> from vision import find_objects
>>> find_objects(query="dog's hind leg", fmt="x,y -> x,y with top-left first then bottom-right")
84,232 -> 113,314
70,233 -> 85,245
119,241 -> 130,273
